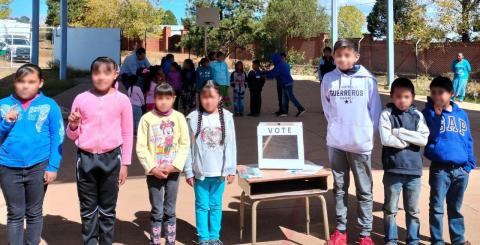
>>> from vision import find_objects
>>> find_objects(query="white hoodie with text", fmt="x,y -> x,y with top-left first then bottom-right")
321,65 -> 382,155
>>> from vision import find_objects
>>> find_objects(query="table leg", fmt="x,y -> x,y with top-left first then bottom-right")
305,196 -> 310,235
240,191 -> 245,240
318,195 -> 330,244
251,200 -> 260,245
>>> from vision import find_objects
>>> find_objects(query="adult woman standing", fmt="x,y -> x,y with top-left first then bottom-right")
451,52 -> 472,102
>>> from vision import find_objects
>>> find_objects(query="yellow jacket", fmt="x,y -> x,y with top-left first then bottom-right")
136,110 -> 190,174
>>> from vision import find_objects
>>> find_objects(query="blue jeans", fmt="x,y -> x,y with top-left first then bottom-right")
194,177 -> 225,242
233,89 -> 245,114
328,147 -> 373,236
383,173 -> 421,244
132,105 -> 142,134
452,77 -> 468,102
429,165 -> 469,245
282,85 -> 304,113
0,161 -> 47,245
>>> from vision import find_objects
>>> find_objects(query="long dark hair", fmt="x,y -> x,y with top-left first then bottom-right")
195,80 -> 225,145
143,65 -> 164,93
90,57 -> 119,88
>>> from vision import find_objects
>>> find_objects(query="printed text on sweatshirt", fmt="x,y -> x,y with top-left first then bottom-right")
66,90 -> 134,165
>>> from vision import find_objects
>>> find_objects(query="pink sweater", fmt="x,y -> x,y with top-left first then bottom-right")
66,90 -> 134,165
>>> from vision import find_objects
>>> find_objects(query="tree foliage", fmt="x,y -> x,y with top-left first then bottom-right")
0,0 -> 11,19
338,6 -> 365,38
433,0 -> 480,42
162,10 -> 178,25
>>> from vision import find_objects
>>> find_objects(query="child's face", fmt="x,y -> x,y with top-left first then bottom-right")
252,63 -> 259,70
200,89 -> 221,113
14,72 -> 43,100
430,87 -> 453,106
154,94 -> 175,112
333,48 -> 359,70
202,61 -> 209,67
236,63 -> 243,71
324,50 -> 332,58
391,87 -> 414,111
170,65 -> 176,72
217,55 -> 225,61
91,65 -> 118,93
155,72 -> 164,82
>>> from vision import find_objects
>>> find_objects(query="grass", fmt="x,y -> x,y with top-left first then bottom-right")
0,68 -> 83,98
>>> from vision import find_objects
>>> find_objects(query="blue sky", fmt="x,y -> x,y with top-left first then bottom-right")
9,0 -> 375,24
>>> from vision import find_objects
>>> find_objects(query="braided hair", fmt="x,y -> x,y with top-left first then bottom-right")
195,80 -> 226,145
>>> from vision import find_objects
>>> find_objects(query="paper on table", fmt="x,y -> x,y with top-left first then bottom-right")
286,163 -> 323,175
239,167 -> 263,179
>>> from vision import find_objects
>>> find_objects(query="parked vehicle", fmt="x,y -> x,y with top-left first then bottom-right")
4,38 -> 30,62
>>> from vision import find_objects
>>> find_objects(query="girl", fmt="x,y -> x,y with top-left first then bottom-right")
184,81 -> 237,245
181,59 -> 197,113
210,52 -> 231,107
67,57 -> 133,245
167,62 -> 182,111
230,61 -> 248,116
0,64 -> 64,245
136,83 -> 190,245
196,58 -> 213,93
144,65 -> 166,111
127,77 -> 145,135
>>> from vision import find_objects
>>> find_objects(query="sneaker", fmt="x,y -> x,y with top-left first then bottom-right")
209,240 -> 223,245
329,230 -> 347,245
278,113 -> 288,117
199,241 -> 210,245
359,236 -> 374,245
296,109 -> 306,117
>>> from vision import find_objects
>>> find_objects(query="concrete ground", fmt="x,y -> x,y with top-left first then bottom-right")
1,78 -> 479,245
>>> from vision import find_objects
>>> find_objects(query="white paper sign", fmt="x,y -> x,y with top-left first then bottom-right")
257,122 -> 304,169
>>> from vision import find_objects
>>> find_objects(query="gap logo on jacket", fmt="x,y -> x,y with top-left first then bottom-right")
321,65 -> 382,154
380,103 -> 429,176
0,92 -> 64,172
422,97 -> 476,172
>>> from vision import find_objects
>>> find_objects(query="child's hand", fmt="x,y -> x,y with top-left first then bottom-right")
68,108 -> 81,130
119,165 -> 128,185
5,105 -> 18,122
226,175 -> 235,184
44,171 -> 57,185
151,167 -> 168,179
186,177 -> 195,187
434,104 -> 443,116
163,165 -> 179,174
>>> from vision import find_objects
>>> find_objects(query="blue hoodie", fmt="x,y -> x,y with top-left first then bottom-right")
265,54 -> 294,87
0,93 -> 64,172
422,97 -> 476,172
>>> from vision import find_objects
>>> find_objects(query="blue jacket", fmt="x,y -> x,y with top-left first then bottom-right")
451,59 -> 471,80
422,97 -> 476,172
0,93 -> 64,172
196,66 -> 214,92
265,54 -> 294,87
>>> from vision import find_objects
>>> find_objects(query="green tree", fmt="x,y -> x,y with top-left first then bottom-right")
433,0 -> 480,42
13,16 -> 30,23
162,10 -> 178,25
45,0 -> 87,26
338,6 -> 365,38
0,0 -> 11,19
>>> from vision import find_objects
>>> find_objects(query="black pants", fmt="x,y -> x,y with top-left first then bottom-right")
250,89 -> 262,114
0,161 -> 47,245
76,147 -> 121,245
276,81 -> 288,113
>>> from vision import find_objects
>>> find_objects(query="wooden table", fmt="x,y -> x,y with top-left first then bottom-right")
237,164 -> 331,245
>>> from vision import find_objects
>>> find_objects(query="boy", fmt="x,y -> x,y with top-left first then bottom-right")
318,46 -> 336,81
210,51 -> 231,106
247,59 -> 266,116
321,39 -> 382,245
265,53 -> 305,117
379,78 -> 429,244
162,53 -> 175,76
423,76 -> 475,245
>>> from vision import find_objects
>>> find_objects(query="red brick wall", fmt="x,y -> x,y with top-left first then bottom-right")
121,26 -> 174,53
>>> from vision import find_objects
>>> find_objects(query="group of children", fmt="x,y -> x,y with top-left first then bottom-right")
0,38 -> 475,245
322,39 -> 474,245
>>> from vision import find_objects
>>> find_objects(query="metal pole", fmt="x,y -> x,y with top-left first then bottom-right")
60,0 -> 67,80
415,39 -> 421,81
331,0 -> 338,45
387,0 -> 394,88
204,26 -> 208,57
31,0 -> 39,65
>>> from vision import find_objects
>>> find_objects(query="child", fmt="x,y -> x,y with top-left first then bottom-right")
127,77 -> 145,135
422,76 -> 475,245
167,62 -> 182,110
181,59 -> 197,113
230,61 -> 248,116
144,65 -> 166,111
0,64 -> 64,245
162,53 -> 175,76
265,53 -> 305,117
196,58 -> 213,93
184,80 -> 237,245
210,51 -> 231,107
379,78 -> 429,244
318,46 -> 336,81
247,59 -> 266,117
67,57 -> 133,245
136,83 -> 190,245
320,39 -> 382,245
